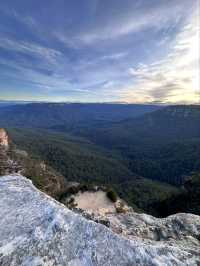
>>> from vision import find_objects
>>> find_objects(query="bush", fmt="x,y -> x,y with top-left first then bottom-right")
116,201 -> 126,213
106,189 -> 117,202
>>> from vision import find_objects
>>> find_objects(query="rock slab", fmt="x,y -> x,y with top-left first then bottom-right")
0,175 -> 200,266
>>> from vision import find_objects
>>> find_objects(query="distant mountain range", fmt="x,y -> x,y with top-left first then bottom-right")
68,105 -> 200,185
78,105 -> 200,146
0,102 -> 162,128
0,100 -> 36,107
1,103 -> 198,144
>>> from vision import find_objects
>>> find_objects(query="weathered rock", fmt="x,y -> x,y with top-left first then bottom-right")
0,128 -> 9,147
106,212 -> 200,248
0,175 -> 200,265
0,129 -> 23,175
0,129 -> 11,175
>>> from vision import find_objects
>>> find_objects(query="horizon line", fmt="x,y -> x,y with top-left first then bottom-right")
0,99 -> 200,106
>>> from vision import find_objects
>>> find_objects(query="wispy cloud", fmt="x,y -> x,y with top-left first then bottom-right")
0,0 -> 198,103
100,52 -> 128,61
12,10 -> 37,29
123,7 -> 200,104
0,37 -> 62,65
74,1 -> 191,45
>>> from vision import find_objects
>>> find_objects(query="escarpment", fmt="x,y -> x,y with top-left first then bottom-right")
0,128 -> 9,147
0,128 -> 19,175
0,128 -> 66,198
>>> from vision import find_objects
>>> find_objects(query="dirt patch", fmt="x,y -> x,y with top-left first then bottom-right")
72,191 -> 116,214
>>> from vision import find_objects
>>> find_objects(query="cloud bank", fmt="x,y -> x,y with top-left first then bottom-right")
124,7 -> 199,104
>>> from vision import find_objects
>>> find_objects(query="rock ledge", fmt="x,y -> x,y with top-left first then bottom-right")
0,175 -> 199,266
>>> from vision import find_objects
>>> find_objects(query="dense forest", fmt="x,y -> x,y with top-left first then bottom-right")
7,127 -> 180,216
1,103 -> 200,216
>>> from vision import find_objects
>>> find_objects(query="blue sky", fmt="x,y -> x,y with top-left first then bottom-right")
0,0 -> 199,103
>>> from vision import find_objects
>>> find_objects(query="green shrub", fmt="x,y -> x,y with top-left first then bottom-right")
106,189 -> 117,202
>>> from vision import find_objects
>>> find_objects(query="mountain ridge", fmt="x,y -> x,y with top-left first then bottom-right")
0,103 -> 162,129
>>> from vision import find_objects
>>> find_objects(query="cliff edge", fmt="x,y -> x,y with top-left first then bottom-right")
0,175 -> 199,265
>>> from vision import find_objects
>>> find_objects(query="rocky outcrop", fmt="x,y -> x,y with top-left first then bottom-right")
0,129 -> 11,175
105,212 -> 200,246
73,202 -> 200,252
0,129 -> 22,175
0,128 -> 9,147
0,175 -> 200,265
0,128 -> 66,197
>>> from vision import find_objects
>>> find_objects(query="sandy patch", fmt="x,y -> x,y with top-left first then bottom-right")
73,191 -> 116,214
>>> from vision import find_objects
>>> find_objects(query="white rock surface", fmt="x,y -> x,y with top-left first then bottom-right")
106,212 -> 200,248
0,175 -> 200,266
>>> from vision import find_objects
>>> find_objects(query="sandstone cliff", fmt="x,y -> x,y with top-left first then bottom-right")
0,128 -> 66,197
0,128 -> 9,147
0,175 -> 199,265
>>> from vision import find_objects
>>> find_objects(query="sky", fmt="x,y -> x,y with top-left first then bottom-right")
0,0 -> 199,104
